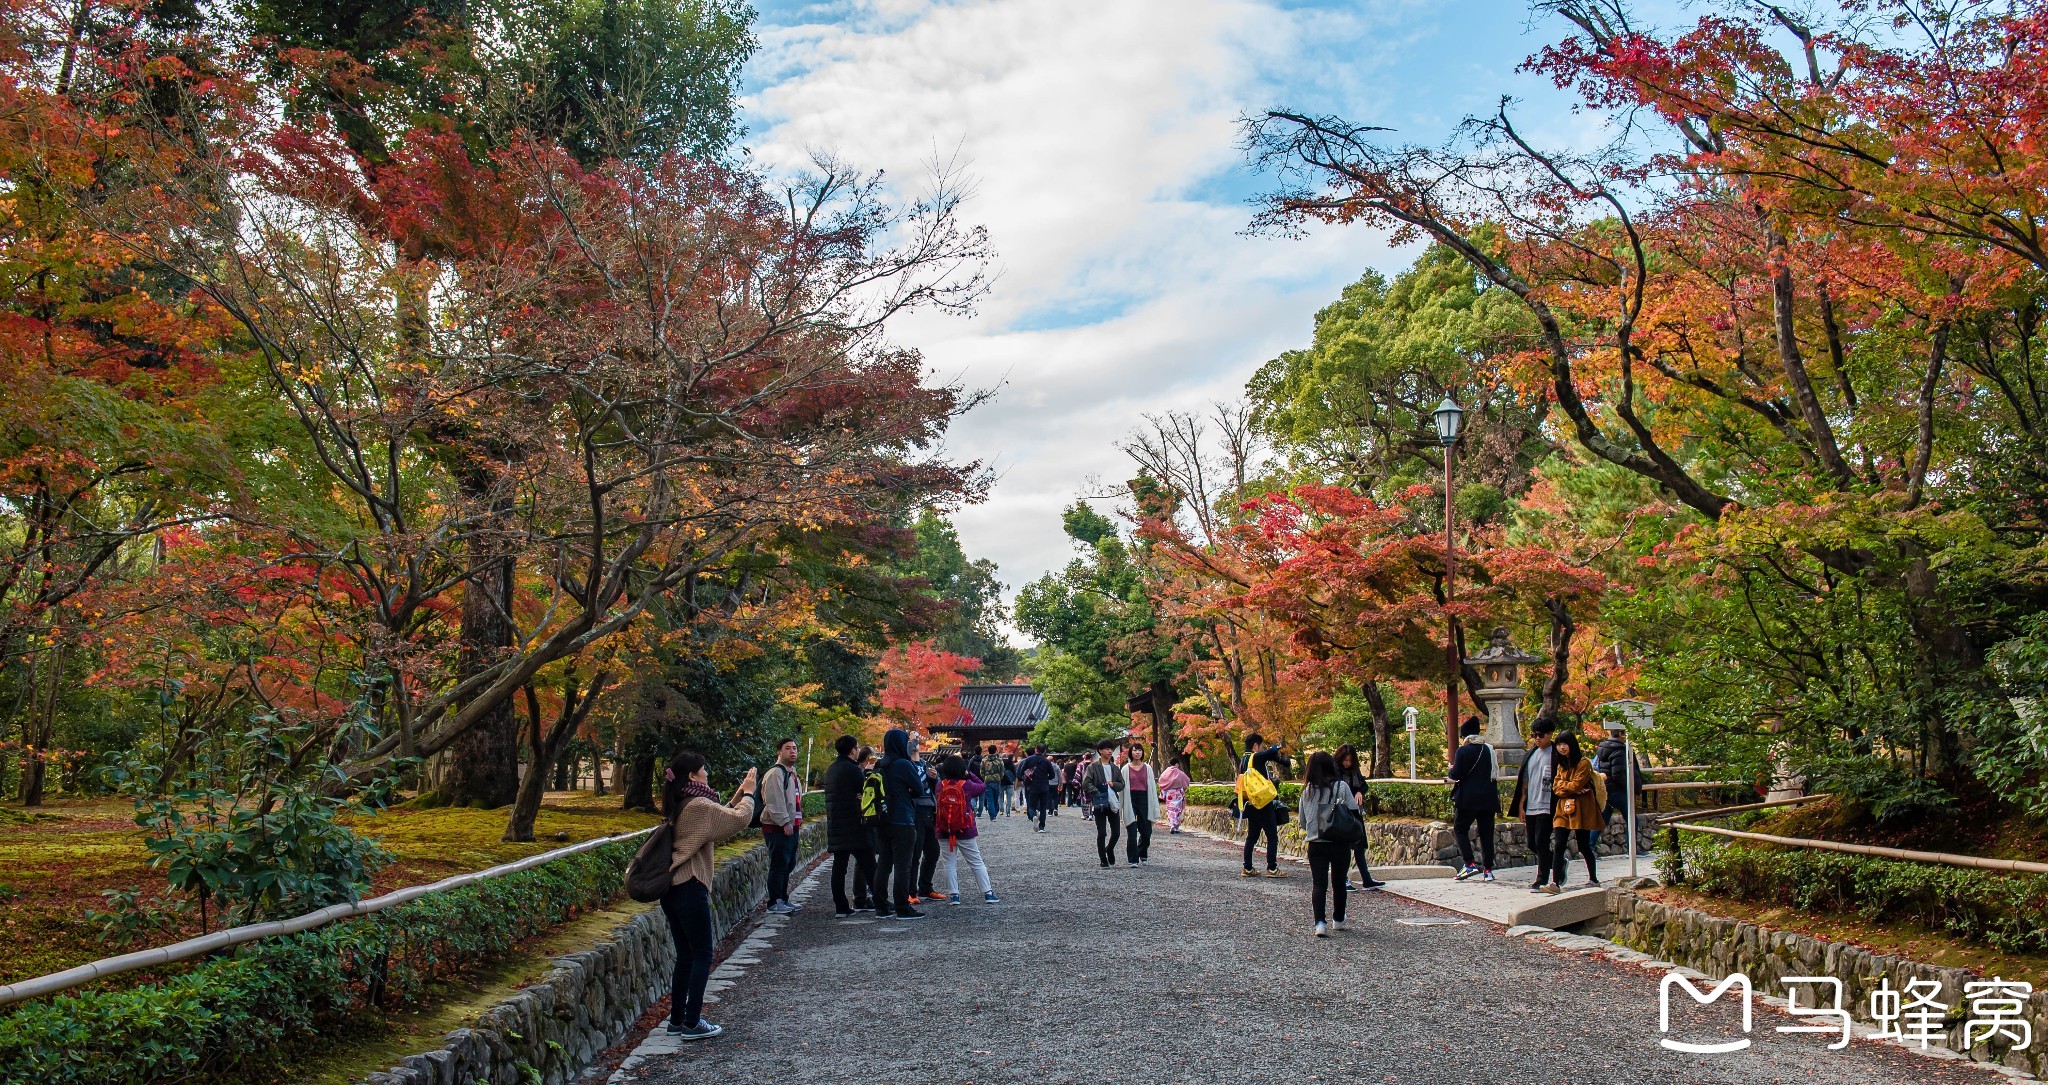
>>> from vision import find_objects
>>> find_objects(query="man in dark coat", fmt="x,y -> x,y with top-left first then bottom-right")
821,735 -> 873,918
1019,746 -> 1057,832
875,728 -> 927,920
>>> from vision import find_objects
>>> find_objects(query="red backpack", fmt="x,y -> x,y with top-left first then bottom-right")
935,778 -> 974,843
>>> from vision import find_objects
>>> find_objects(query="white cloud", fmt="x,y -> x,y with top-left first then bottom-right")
740,0 -> 1580,620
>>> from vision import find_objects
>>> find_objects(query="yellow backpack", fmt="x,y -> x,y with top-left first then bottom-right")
1237,764 -> 1277,809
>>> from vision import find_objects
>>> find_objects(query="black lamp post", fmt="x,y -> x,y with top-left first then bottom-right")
1433,396 -> 1464,755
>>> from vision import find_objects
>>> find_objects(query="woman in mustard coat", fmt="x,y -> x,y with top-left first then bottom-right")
1542,731 -> 1604,891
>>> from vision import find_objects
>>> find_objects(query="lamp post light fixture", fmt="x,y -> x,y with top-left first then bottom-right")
1403,706 -> 1419,779
1433,396 -> 1464,754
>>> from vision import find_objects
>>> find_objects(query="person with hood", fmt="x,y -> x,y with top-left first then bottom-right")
821,735 -> 873,918
659,751 -> 759,1040
874,728 -> 927,919
1159,756 -> 1191,833
1445,717 -> 1500,882
1019,745 -> 1057,832
1543,731 -> 1604,891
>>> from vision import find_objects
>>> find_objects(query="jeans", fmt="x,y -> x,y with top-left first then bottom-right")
981,786 -> 1002,820
1455,808 -> 1496,870
764,825 -> 799,904
659,880 -> 713,1028
943,836 -> 992,896
874,823 -> 918,912
1242,804 -> 1278,871
1551,827 -> 1597,884
1094,807 -> 1121,865
1523,813 -> 1554,884
831,844 -> 875,912
1125,799 -> 1152,862
1307,840 -> 1351,923
917,810 -> 940,896
1350,839 -> 1375,883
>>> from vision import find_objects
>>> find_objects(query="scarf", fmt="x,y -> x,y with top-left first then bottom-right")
672,779 -> 720,817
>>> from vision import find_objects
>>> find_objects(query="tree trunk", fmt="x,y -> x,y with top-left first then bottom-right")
20,639 -> 62,806
504,678 -> 603,842
1541,598 -> 1576,719
592,749 -> 608,797
621,755 -> 657,812
553,751 -> 572,791
1147,679 -> 1177,759
437,550 -> 520,808
1360,681 -> 1394,778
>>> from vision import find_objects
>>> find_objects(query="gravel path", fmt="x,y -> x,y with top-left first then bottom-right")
637,805 -> 2005,1085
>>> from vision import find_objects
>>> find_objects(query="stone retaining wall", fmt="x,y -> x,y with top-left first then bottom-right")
1609,890 -> 2048,1076
1181,806 -> 1654,869
356,821 -> 826,1085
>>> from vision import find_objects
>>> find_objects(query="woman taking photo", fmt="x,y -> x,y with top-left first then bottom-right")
1542,731 -> 1603,892
1332,745 -> 1385,892
660,752 -> 759,1040
1298,750 -> 1362,938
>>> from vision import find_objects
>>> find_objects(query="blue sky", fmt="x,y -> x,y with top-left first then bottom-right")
737,0 -> 1643,612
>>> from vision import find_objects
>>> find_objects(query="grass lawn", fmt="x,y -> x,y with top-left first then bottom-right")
0,791 -> 663,986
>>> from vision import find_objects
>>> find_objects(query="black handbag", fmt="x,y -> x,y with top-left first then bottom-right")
1323,793 -> 1366,844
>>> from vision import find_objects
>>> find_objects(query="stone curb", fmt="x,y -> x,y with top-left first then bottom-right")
1500,918 -> 2039,1081
350,821 -> 828,1085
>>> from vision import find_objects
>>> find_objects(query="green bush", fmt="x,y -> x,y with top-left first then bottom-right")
1185,782 -> 1303,808
1184,780 -> 1516,820
0,837 -> 638,1085
1678,835 -> 2048,955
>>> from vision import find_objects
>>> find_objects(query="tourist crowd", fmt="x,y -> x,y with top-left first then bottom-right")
644,715 -> 1647,1038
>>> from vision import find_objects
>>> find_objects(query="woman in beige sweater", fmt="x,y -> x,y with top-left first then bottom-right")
661,751 -> 759,1041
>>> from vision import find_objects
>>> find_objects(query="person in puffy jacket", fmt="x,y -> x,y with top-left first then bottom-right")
874,728 -> 928,920
821,735 -> 873,918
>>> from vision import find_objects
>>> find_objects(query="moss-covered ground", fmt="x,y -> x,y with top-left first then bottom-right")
0,790 -> 663,985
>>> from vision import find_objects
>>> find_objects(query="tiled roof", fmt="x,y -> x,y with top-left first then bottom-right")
941,684 -> 1049,735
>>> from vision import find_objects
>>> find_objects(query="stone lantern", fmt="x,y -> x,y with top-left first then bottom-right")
1463,627 -> 1543,777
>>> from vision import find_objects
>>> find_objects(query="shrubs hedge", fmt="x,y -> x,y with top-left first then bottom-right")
1678,835 -> 2048,955
0,837 -> 638,1085
1183,780 -> 1516,820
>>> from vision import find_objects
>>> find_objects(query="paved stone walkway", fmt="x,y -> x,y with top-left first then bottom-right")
626,807 -> 2010,1085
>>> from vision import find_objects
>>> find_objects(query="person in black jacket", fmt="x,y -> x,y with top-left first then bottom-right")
1019,746 -> 1057,832
821,735 -> 873,918
1445,717 -> 1501,882
1594,723 -> 1642,820
875,728 -> 927,920
1333,745 -> 1386,891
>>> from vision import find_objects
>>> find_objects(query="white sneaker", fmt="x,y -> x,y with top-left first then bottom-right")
1334,919 -> 1347,931
1314,921 -> 1328,938
767,901 -> 796,914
